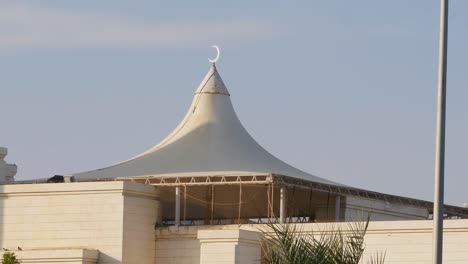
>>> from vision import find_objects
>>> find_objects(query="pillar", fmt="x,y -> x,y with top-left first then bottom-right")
280,186 -> 286,223
175,186 -> 181,226
335,195 -> 341,222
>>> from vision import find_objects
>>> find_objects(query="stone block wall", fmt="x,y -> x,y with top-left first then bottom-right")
155,220 -> 468,264
0,181 -> 159,264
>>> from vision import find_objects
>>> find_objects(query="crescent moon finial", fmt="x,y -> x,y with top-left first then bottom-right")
208,45 -> 220,64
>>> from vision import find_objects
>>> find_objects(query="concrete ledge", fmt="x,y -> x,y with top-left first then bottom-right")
198,229 -> 261,264
1,248 -> 99,264
0,181 -> 158,200
198,229 -> 259,244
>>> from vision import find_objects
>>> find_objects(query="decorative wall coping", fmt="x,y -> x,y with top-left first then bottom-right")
1,248 -> 99,264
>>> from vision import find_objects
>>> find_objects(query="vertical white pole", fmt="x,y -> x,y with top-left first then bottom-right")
280,186 -> 286,223
238,184 -> 242,225
433,1 -> 449,263
335,196 -> 341,222
211,185 -> 215,225
184,185 -> 187,222
175,186 -> 181,227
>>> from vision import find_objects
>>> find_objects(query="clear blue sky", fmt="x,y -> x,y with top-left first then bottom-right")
1,1 -> 467,206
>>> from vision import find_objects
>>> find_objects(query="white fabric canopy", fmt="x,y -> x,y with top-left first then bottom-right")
73,64 -> 334,184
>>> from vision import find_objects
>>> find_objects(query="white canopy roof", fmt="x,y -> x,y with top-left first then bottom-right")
73,63 -> 334,184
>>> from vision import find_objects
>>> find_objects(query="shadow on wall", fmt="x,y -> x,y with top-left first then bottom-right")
95,253 -> 120,264
0,249 -> 121,264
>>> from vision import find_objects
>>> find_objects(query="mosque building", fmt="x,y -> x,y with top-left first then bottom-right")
0,147 -> 17,183
1,55 -> 467,263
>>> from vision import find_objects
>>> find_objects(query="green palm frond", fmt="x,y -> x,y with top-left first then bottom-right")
261,215 -> 385,264
367,251 -> 386,264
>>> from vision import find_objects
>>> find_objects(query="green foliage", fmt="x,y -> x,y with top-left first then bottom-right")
368,251 -> 387,264
261,218 -> 385,264
2,251 -> 21,264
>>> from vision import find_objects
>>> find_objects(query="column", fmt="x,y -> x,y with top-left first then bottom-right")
280,186 -> 286,223
335,195 -> 341,222
175,186 -> 181,226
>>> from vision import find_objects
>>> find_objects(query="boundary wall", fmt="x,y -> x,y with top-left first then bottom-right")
0,182 -> 159,264
156,220 -> 468,264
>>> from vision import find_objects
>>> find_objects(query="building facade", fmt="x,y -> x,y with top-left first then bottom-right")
1,61 -> 467,263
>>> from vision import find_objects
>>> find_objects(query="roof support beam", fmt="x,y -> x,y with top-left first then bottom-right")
112,173 -> 468,218
274,175 -> 468,218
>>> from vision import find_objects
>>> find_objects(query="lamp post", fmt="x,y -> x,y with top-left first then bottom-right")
433,0 -> 449,263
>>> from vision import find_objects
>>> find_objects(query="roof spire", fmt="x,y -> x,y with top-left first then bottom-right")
208,45 -> 220,64
72,56 -> 333,185
196,51 -> 230,95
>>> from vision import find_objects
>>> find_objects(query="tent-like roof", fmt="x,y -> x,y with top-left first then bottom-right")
73,63 -> 334,185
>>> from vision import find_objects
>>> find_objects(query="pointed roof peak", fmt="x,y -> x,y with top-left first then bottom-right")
195,63 -> 230,95
72,59 -> 335,186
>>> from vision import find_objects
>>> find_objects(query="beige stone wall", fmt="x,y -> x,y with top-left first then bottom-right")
2,181 -> 466,264
1,248 -> 99,264
0,181 -> 159,264
155,227 -> 261,264
155,226 -> 200,264
155,220 -> 468,264
122,187 -> 160,264
198,229 -> 261,264
362,220 -> 468,263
